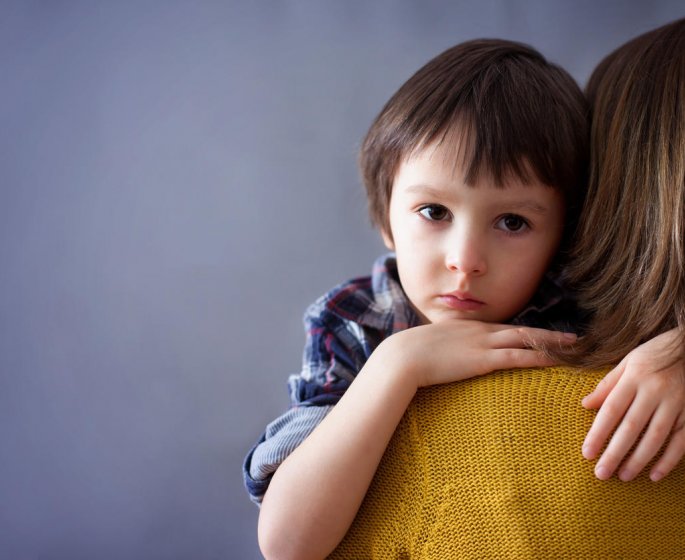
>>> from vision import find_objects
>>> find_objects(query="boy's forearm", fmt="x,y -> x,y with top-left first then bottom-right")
258,337 -> 418,560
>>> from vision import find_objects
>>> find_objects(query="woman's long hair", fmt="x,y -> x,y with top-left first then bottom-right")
558,18 -> 685,368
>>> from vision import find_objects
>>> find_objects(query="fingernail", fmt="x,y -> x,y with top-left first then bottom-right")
651,470 -> 664,482
563,332 -> 577,340
595,465 -> 611,480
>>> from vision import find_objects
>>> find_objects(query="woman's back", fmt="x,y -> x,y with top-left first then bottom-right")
331,367 -> 685,559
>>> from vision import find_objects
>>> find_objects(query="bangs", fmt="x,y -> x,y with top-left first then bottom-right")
401,60 -> 582,191
414,117 -> 542,188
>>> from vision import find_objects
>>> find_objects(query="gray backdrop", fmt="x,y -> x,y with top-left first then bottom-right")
2,1 -> 684,559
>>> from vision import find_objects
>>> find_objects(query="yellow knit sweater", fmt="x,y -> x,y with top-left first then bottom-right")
330,367 -> 685,559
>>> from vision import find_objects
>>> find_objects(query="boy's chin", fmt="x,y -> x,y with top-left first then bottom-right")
423,311 -> 487,324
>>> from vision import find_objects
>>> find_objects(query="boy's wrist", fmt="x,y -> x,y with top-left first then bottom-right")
371,328 -> 425,390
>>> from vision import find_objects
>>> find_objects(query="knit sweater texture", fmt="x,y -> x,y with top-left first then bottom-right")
330,367 -> 685,559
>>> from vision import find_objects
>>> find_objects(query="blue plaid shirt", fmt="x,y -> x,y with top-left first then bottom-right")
243,254 -> 578,504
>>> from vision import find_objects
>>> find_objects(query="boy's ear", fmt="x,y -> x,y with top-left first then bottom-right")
381,229 -> 395,250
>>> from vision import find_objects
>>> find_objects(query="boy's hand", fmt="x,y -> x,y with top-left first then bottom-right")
392,320 -> 576,388
581,329 -> 685,482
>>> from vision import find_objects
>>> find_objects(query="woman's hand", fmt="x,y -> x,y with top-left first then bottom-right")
581,328 -> 685,482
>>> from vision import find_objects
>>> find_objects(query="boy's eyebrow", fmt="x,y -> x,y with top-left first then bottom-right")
500,200 -> 551,215
402,184 -> 553,214
401,184 -> 451,198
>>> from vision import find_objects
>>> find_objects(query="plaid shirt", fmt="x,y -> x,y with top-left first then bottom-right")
243,254 -> 578,504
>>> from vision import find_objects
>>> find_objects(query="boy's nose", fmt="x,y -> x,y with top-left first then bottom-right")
444,238 -> 487,276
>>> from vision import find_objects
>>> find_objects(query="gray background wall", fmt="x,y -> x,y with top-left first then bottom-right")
2,1 -> 684,559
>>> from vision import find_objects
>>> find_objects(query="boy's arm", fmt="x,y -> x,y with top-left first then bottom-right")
243,296 -> 368,505
258,321 -> 575,560
243,405 -> 333,504
581,328 -> 685,481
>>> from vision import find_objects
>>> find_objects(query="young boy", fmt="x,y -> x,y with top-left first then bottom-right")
245,39 -> 680,559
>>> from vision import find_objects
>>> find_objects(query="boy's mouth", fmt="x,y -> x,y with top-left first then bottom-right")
439,291 -> 485,311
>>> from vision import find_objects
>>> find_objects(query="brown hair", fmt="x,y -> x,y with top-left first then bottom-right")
359,39 -> 588,248
554,18 -> 685,367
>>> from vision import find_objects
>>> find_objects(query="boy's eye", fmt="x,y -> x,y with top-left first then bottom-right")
497,214 -> 529,232
418,204 -> 450,222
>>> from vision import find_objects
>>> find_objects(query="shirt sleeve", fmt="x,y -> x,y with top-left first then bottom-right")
243,299 -> 370,504
242,404 -> 333,505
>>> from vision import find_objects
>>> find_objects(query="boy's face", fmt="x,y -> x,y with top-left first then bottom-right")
383,142 -> 565,324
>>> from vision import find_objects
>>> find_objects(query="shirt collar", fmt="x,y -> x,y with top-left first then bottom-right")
356,253 -> 419,334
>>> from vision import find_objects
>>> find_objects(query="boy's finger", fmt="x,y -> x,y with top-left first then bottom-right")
592,393 -> 655,480
582,364 -> 624,410
582,381 -> 635,461
651,421 -> 685,481
487,348 -> 554,371
616,404 -> 678,481
491,326 -> 576,349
